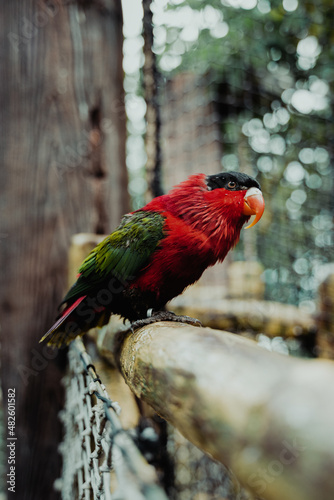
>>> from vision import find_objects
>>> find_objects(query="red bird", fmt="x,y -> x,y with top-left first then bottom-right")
41,171 -> 264,346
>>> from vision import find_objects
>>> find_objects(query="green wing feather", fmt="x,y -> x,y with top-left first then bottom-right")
61,211 -> 166,304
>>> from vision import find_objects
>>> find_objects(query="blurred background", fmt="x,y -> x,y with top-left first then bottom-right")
0,0 -> 333,498
123,0 -> 334,311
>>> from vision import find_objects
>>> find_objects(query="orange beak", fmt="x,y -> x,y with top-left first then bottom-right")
243,187 -> 265,229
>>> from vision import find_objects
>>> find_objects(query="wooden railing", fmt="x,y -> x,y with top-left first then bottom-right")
99,320 -> 334,500
59,233 -> 334,500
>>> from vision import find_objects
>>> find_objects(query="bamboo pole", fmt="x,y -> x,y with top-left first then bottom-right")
100,321 -> 334,500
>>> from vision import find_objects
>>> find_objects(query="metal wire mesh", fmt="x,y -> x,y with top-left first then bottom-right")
58,343 -> 114,500
58,339 -> 168,500
167,428 -> 256,500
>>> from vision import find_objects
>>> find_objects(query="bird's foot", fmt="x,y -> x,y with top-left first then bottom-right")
131,310 -> 202,332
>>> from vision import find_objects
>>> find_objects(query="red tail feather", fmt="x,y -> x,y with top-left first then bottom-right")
40,296 -> 86,345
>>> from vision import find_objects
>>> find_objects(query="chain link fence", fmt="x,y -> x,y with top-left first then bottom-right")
57,339 -> 168,500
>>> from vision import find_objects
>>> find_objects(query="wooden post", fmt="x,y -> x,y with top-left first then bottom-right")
0,2 -> 128,498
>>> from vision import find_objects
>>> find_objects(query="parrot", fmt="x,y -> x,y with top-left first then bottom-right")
40,171 -> 265,347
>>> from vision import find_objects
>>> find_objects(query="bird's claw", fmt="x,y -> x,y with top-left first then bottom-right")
130,310 -> 202,332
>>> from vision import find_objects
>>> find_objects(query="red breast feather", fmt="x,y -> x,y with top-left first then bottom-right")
164,173 -> 249,259
131,173 -> 249,302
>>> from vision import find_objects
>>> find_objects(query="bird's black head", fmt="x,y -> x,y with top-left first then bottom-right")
206,171 -> 261,192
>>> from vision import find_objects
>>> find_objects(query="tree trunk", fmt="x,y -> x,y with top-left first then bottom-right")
0,1 -> 128,498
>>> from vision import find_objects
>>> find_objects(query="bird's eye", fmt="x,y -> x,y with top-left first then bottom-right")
227,181 -> 236,189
